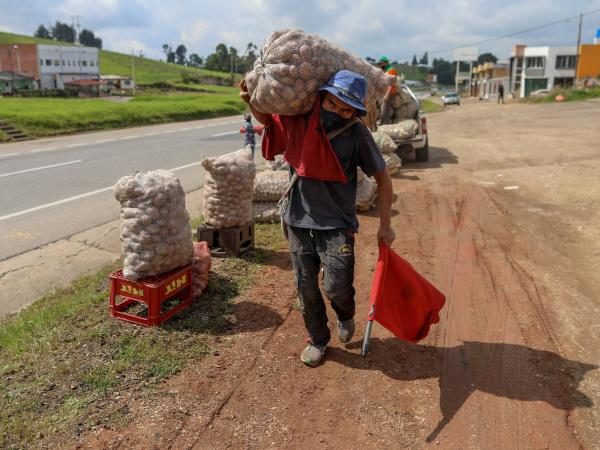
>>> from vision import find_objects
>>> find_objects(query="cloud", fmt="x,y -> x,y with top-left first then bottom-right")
1,0 -> 600,61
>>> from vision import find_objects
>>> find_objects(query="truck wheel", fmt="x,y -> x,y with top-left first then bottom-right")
415,140 -> 429,162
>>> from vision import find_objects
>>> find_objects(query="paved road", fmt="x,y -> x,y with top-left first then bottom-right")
0,116 -> 259,260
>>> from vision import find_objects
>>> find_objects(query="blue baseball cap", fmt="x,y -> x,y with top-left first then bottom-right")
318,70 -> 368,116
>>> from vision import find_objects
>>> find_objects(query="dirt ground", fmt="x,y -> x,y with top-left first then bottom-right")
78,98 -> 600,449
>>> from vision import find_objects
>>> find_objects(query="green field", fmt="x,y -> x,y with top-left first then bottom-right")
0,31 -> 236,86
421,99 -> 443,113
0,93 -> 246,137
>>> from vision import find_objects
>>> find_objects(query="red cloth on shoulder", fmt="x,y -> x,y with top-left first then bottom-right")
367,243 -> 446,342
261,100 -> 347,183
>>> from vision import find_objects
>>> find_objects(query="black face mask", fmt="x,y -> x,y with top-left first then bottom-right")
320,107 -> 350,133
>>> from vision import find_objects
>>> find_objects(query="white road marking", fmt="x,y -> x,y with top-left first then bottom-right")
0,160 -> 82,179
212,131 -> 238,137
95,138 -> 116,144
143,132 -> 158,137
179,127 -> 192,131
504,185 -> 520,190
0,152 -> 21,158
66,143 -> 86,148
163,129 -> 177,134
169,161 -> 203,171
31,147 -> 58,153
119,135 -> 139,140
476,181 -> 496,186
0,186 -> 113,222
0,161 -> 202,222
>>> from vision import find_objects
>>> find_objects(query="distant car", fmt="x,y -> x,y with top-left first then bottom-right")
442,92 -> 460,106
530,89 -> 550,97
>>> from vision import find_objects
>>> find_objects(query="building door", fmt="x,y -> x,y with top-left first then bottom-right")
525,78 -> 547,96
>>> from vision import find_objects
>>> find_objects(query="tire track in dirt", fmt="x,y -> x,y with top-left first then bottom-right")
427,176 -> 586,449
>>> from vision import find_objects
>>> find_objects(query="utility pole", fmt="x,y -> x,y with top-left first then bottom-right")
72,15 -> 81,44
131,51 -> 136,95
455,60 -> 460,93
575,13 -> 583,83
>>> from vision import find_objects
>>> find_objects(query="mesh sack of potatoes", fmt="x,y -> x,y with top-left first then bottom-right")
192,241 -> 211,298
202,147 -> 256,229
253,201 -> 280,223
265,155 -> 290,171
392,87 -> 419,120
356,169 -> 378,212
113,170 -> 194,281
254,170 -> 290,202
379,120 -> 419,141
383,152 -> 402,175
371,130 -> 397,154
245,29 -> 397,115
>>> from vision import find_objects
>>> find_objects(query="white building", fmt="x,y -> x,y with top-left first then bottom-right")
37,45 -> 99,90
520,46 -> 576,97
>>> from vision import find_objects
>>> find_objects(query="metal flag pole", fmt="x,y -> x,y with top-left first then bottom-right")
361,319 -> 374,356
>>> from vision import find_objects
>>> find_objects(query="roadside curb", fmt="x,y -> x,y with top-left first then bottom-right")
0,189 -> 204,319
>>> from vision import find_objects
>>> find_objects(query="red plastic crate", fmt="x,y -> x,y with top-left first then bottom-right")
109,264 -> 193,326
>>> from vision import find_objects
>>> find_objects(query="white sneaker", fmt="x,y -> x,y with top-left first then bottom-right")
337,318 -> 355,344
300,344 -> 326,366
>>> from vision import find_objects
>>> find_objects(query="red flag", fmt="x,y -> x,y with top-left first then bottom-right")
367,244 -> 446,342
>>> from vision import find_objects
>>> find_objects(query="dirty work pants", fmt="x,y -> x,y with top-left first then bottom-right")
287,226 -> 356,347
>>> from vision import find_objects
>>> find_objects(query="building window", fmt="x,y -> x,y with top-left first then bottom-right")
526,57 -> 544,68
556,55 -> 576,70
45,59 -> 52,66
82,61 -> 88,67
90,61 -> 95,67
39,59 -> 43,66
54,59 -> 60,66
61,60 -> 65,66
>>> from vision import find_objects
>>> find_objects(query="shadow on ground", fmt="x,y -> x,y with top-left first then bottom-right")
328,338 -> 597,443
401,146 -> 459,170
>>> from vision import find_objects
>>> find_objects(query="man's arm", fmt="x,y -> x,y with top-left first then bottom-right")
239,80 -> 269,125
373,167 -> 396,247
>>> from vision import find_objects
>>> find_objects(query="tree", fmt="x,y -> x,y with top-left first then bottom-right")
34,24 -> 51,39
175,44 -> 187,65
241,42 -> 258,73
477,52 -> 498,64
50,21 -> 76,43
162,44 -> 176,64
204,43 -> 231,72
188,53 -> 203,67
79,29 -> 102,48
420,52 -> 429,66
412,54 -> 418,66
429,57 -> 454,85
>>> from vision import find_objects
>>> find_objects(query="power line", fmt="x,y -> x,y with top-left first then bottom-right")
396,7 -> 600,61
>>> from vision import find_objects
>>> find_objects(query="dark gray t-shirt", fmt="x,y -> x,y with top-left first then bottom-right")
284,122 -> 386,232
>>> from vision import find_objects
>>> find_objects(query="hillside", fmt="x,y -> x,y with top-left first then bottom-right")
0,31 -> 233,85
391,63 -> 427,81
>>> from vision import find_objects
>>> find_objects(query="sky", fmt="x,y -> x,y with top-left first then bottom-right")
1,0 -> 600,63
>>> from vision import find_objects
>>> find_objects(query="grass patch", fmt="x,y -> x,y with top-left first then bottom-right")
0,92 -> 246,137
525,87 -> 600,103
421,99 -> 444,113
0,130 -> 9,142
0,222 -> 286,449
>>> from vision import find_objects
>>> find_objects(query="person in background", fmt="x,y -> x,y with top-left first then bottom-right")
377,56 -> 401,124
497,84 -> 505,104
240,70 -> 395,367
243,113 -> 256,154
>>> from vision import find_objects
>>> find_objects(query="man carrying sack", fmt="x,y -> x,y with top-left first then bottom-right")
377,56 -> 402,124
240,70 -> 395,366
